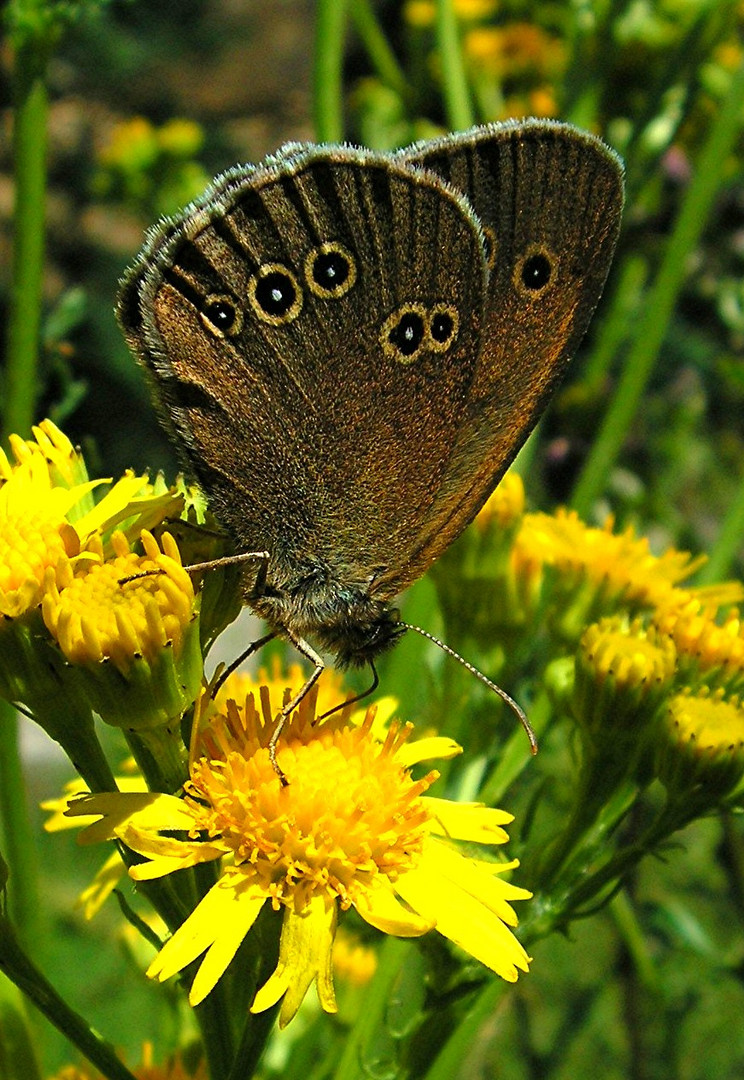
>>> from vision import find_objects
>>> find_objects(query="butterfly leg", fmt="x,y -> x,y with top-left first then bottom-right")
212,629 -> 277,696
268,632 -> 325,784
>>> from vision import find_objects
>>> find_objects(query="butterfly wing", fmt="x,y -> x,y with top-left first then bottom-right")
372,120 -> 624,596
118,149 -> 489,594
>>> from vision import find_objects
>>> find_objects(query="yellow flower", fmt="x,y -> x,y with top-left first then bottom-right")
513,510 -> 708,639
0,421 -> 184,623
214,659 -> 398,734
68,686 -> 531,1027
42,529 -> 202,730
657,688 -> 744,803
44,529 -> 195,671
573,617 -> 676,766
653,595 -> 744,696
0,452 -> 90,619
1,418 -> 87,489
332,928 -> 378,987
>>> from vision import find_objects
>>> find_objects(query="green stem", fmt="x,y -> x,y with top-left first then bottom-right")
0,912 -> 137,1080
0,703 -> 40,950
435,0 -> 474,132
611,891 -> 659,992
570,55 -> 744,518
314,0 -> 347,142
349,0 -> 409,101
422,978 -> 506,1080
0,0 -> 55,967
0,973 -> 42,1080
479,689 -> 551,806
695,471 -> 744,583
580,254 -> 648,394
5,39 -> 49,438
124,724 -> 189,795
332,935 -> 409,1080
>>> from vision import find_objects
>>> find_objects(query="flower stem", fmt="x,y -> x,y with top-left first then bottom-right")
422,977 -> 506,1080
0,911 -> 138,1080
570,54 -> 744,517
314,0 -> 347,142
349,0 -> 409,101
332,935 -> 411,1080
435,0 -> 474,131
0,703 -> 40,949
0,969 -> 42,1080
5,16 -> 50,438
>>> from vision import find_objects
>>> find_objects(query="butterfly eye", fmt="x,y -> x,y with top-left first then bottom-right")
306,242 -> 357,299
381,305 -> 428,364
200,294 -> 243,337
514,246 -> 556,297
428,304 -> 459,352
248,264 -> 303,325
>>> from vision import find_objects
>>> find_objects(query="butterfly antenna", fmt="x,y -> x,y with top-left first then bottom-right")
399,622 -> 537,754
317,662 -> 380,722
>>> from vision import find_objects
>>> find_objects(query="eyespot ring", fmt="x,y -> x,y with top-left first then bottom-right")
247,263 -> 303,325
305,242 -> 357,299
427,303 -> 459,352
514,244 -> 556,298
200,294 -> 244,338
381,304 -> 428,364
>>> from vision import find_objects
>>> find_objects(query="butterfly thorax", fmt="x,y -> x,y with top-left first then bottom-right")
247,568 -> 405,669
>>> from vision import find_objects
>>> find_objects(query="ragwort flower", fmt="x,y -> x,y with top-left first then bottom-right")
68,684 -> 531,1027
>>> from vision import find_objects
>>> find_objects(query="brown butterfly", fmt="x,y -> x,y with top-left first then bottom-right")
118,119 -> 623,740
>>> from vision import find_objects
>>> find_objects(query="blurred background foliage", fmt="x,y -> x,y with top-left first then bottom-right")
2,1 -> 744,1078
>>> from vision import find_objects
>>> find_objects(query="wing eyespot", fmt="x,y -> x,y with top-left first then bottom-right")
514,245 -> 556,298
305,242 -> 357,299
200,294 -> 244,338
248,264 -> 303,325
428,304 -> 459,352
381,304 -> 428,364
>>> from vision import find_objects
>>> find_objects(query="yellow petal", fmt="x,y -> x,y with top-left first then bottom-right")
397,736 -> 463,768
122,827 -> 225,880
78,851 -> 125,919
422,797 -> 514,843
147,868 -> 265,1002
68,792 -> 198,843
395,856 -> 531,982
354,877 -> 433,936
429,839 -> 532,916
252,895 -> 337,1028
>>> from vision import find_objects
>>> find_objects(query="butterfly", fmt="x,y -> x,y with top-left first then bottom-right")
117,119 -> 624,736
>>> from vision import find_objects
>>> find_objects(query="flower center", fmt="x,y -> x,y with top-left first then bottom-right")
187,707 -> 435,909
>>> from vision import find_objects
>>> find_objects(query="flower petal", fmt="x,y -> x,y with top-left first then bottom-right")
397,736 -> 462,768
78,851 -> 125,919
429,839 -> 532,916
422,797 -> 514,843
68,792 -> 198,843
147,868 -> 265,1005
394,847 -> 531,982
121,826 -> 226,880
354,877 -> 433,936
252,894 -> 337,1028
